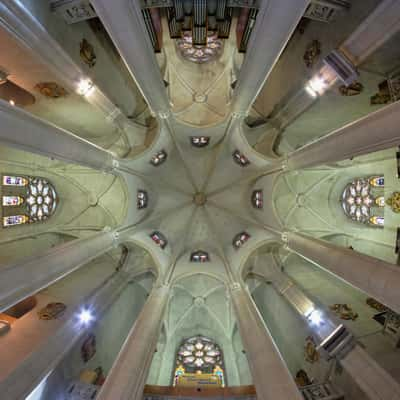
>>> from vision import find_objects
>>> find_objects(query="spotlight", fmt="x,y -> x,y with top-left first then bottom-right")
307,309 -> 323,326
9,99 -> 15,106
306,75 -> 328,97
78,309 -> 93,324
305,84 -> 317,98
76,79 -> 94,97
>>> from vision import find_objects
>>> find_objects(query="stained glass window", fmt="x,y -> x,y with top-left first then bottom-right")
191,136 -> 210,148
2,176 -> 28,186
150,150 -> 167,166
2,196 -> 24,206
251,190 -> 263,209
232,150 -> 250,167
3,215 -> 29,227
177,32 -> 223,64
341,176 -> 384,226
150,231 -> 168,249
26,177 -> 57,222
137,190 -> 148,209
232,231 -> 250,249
1,175 -> 58,227
190,250 -> 210,262
174,336 -> 225,387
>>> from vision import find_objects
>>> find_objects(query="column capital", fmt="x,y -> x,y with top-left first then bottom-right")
230,282 -> 241,291
231,111 -> 249,119
158,110 -> 172,120
112,230 -> 120,245
112,159 -> 120,170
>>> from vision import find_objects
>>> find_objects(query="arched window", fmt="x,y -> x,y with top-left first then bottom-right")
174,336 -> 225,387
2,175 -> 58,227
137,190 -> 148,209
341,176 -> 384,226
150,150 -> 167,166
150,231 -> 168,249
191,136 -> 210,148
190,250 -> 210,262
232,231 -> 250,249
232,150 -> 250,167
251,190 -> 263,209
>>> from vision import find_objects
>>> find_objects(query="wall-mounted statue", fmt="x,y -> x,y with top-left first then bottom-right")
80,39 -> 97,68
370,80 -> 391,105
81,333 -> 96,362
304,336 -> 319,363
38,302 -> 66,320
339,82 -> 363,96
330,303 -> 358,321
35,82 -> 68,98
386,192 -> 400,213
303,40 -> 321,68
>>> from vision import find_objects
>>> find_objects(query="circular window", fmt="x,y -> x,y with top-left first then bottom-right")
177,32 -> 223,64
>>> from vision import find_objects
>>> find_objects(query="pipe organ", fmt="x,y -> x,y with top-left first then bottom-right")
141,0 -> 257,53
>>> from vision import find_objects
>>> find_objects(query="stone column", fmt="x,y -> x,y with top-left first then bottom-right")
0,230 -> 116,312
231,0 -> 310,114
0,269 -> 131,400
339,0 -> 400,65
96,284 -> 169,400
254,0 -> 400,152
270,266 -> 400,400
231,284 -> 303,400
0,0 -> 141,135
0,99 -> 115,171
286,100 -> 400,170
341,345 -> 400,400
91,0 -> 170,116
262,100 -> 400,173
286,232 -> 400,314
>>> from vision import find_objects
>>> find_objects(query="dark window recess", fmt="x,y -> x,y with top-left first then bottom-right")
150,231 -> 168,249
233,150 -> 250,167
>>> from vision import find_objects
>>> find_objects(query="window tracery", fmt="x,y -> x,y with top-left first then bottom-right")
190,250 -> 210,262
150,150 -> 167,166
191,136 -> 210,148
137,190 -> 148,209
174,336 -> 225,387
177,32 -> 223,64
341,176 -> 384,226
232,150 -> 250,167
150,231 -> 168,249
251,190 -> 263,209
232,231 -> 250,249
1,175 -> 58,227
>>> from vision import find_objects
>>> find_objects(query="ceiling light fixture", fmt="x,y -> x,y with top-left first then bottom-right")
305,74 -> 329,97
78,308 -> 94,325
306,308 -> 323,326
76,79 -> 94,97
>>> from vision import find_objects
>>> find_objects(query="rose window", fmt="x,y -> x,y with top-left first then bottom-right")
341,176 -> 384,226
176,336 -> 223,372
26,178 -> 57,222
177,32 -> 223,64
